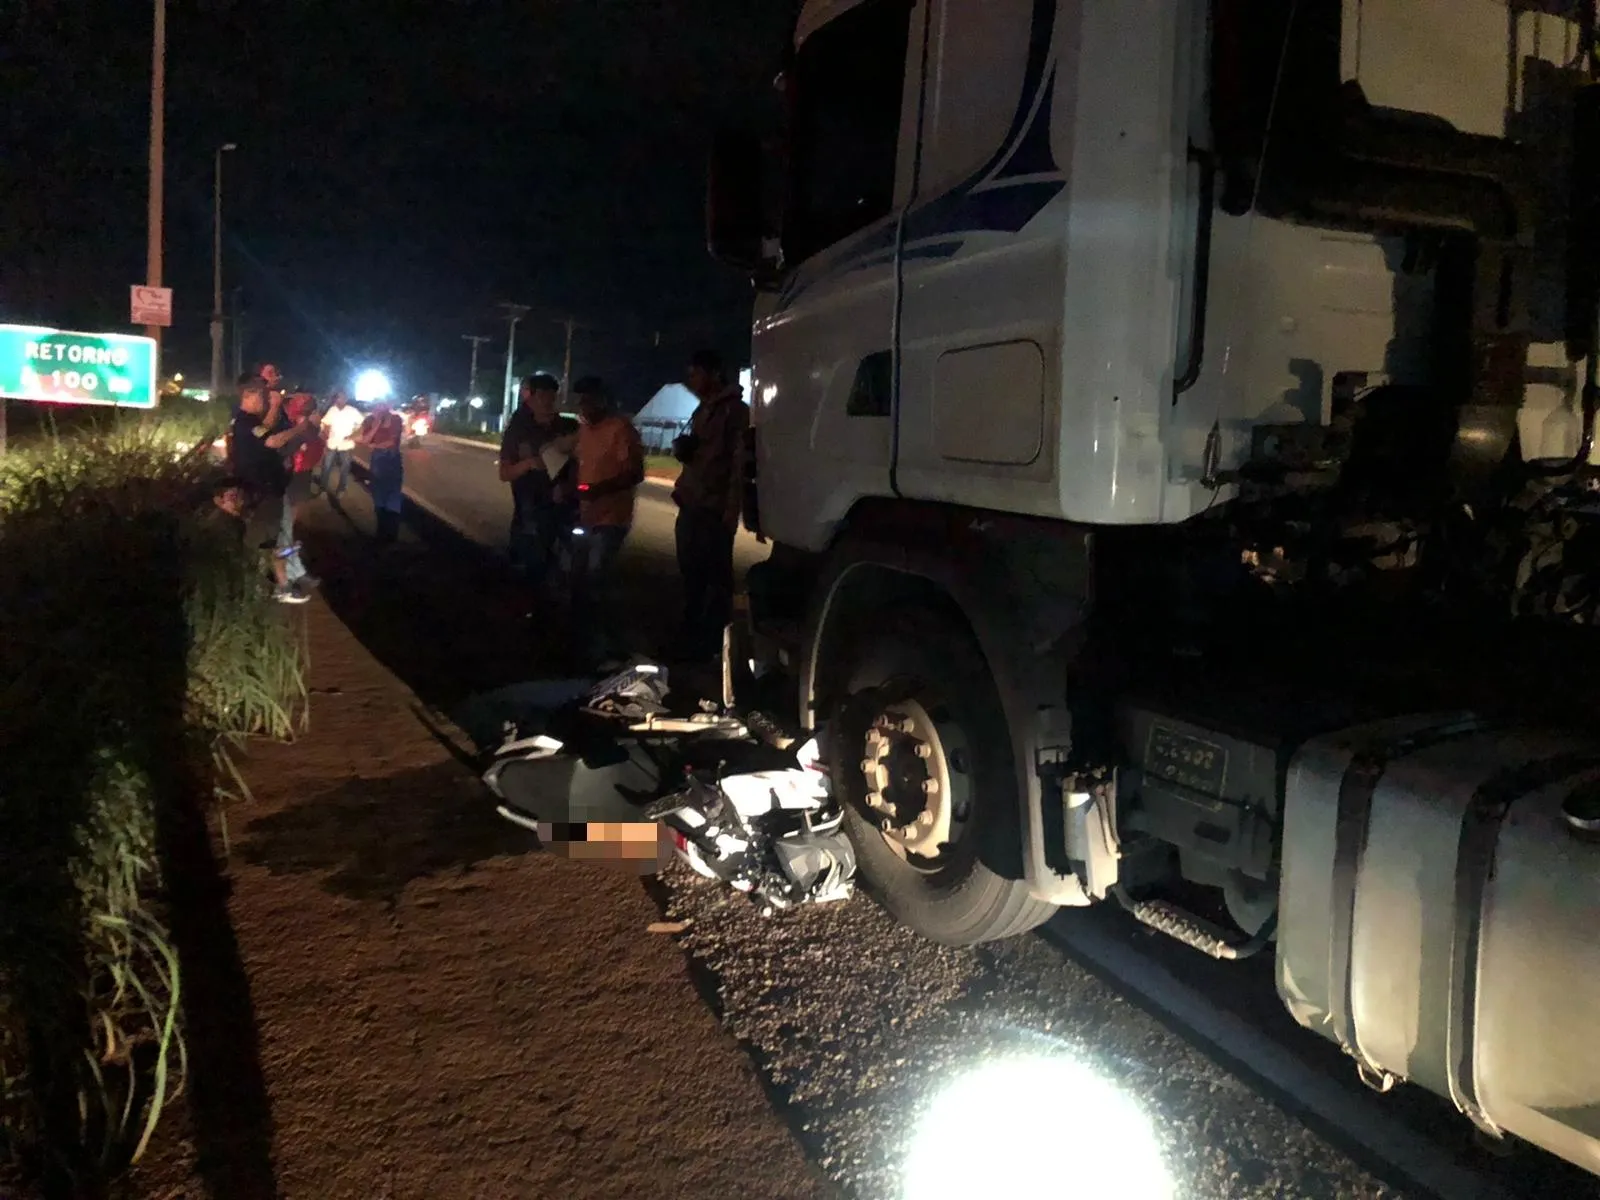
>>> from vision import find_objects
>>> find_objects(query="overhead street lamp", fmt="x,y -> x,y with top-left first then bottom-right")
210,142 -> 237,403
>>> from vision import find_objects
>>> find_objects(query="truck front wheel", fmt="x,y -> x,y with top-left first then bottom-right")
823,612 -> 1056,946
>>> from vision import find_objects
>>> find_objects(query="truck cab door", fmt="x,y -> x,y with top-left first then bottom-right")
752,0 -> 925,553
891,0 -> 1066,516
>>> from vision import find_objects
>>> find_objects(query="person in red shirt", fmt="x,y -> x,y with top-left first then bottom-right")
572,376 -> 644,668
275,391 -> 325,589
357,401 -> 406,544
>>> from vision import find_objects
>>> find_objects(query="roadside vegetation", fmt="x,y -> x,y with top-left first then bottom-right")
644,453 -> 680,480
0,403 -> 305,1194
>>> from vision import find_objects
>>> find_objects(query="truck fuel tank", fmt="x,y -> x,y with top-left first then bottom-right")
1278,715 -> 1600,1176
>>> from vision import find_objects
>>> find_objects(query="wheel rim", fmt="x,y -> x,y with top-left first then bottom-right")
857,696 -> 973,869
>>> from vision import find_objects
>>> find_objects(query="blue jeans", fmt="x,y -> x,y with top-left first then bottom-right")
277,498 -> 307,585
369,448 -> 404,513
571,524 -> 629,662
510,505 -> 574,589
320,449 -> 352,496
369,447 -> 404,542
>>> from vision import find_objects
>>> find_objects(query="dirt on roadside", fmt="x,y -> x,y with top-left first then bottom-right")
130,525 -> 831,1199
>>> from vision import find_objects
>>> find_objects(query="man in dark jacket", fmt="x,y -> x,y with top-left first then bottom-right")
500,372 -> 579,593
672,349 -> 749,661
228,376 -> 314,603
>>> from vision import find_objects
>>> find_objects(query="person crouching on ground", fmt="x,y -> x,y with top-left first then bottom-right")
572,375 -> 644,669
358,400 -> 406,543
318,389 -> 361,496
499,373 -> 579,605
672,348 -> 749,662
228,377 -> 312,603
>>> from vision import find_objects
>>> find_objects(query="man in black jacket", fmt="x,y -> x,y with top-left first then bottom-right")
671,349 -> 749,661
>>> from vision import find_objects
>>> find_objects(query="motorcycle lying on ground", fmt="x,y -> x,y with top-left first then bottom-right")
479,664 -> 858,911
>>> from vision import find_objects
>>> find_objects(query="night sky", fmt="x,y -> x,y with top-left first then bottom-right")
2,1 -> 795,406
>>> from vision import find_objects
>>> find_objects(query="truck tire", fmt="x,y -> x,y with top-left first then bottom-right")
823,611 -> 1056,946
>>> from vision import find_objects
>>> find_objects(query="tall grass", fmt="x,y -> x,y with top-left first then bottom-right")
0,408 -> 304,1191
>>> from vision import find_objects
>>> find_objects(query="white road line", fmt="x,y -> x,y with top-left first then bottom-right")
429,433 -> 499,452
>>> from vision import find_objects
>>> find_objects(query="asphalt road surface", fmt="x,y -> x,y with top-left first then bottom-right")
345,436 -> 1600,1200
367,434 -> 768,573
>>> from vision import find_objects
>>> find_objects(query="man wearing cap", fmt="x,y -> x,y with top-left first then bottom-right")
572,375 -> 644,667
671,348 -> 750,661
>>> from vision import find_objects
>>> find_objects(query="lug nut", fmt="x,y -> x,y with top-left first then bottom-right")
922,779 -> 940,796
898,718 -> 917,734
867,791 -> 886,810
917,810 -> 935,827
914,743 -> 933,759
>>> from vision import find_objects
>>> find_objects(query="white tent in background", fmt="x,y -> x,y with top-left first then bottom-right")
633,383 -> 699,451
633,368 -> 755,452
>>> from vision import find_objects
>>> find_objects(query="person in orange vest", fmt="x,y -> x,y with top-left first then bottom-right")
572,375 -> 645,668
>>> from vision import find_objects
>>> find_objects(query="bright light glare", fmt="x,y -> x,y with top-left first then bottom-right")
469,396 -> 485,409
903,1056 -> 1173,1200
354,369 -> 392,405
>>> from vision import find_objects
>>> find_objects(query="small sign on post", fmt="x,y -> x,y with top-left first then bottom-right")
0,324 -> 159,410
130,286 -> 173,328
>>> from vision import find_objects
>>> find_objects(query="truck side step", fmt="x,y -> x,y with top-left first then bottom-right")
1115,888 -> 1273,961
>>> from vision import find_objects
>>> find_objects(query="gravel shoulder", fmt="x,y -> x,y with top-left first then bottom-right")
128,479 -> 1431,1199
131,495 -> 830,1199
659,865 -> 1399,1200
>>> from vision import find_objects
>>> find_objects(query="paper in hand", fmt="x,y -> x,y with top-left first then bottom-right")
540,443 -> 570,477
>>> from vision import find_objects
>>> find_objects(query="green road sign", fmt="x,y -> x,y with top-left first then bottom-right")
0,324 -> 158,410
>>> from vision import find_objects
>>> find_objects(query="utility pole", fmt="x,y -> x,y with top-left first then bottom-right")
558,317 -> 577,407
146,0 -> 166,353
555,316 -> 594,408
462,334 -> 489,401
498,303 -> 530,429
210,142 -> 237,402
231,288 -> 244,378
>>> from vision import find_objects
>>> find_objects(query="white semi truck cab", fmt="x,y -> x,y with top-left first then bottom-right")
707,0 -> 1600,1179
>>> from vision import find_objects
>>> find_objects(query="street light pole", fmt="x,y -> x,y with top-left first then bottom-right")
146,0 -> 166,351
210,142 -> 237,402
497,303 -> 530,429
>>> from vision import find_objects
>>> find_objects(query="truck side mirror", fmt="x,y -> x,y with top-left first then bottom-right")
707,130 -> 776,281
